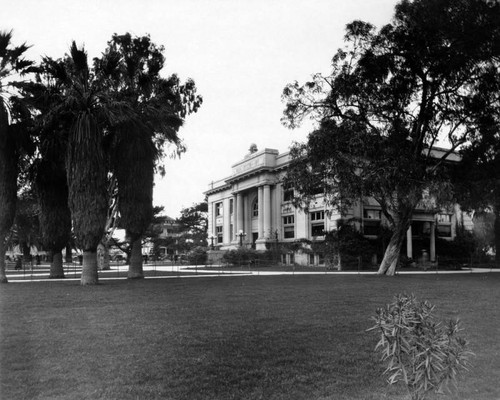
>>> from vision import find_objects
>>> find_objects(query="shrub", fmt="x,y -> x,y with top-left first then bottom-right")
368,293 -> 472,400
222,248 -> 259,265
187,247 -> 207,265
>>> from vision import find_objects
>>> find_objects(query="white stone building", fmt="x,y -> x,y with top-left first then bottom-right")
205,147 -> 472,266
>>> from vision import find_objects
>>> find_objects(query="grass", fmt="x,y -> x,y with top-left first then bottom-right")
1,273 -> 499,399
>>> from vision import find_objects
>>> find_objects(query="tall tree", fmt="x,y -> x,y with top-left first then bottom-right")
0,31 -> 32,283
40,43 -> 128,285
453,117 -> 500,265
105,33 -> 202,279
282,0 -> 500,275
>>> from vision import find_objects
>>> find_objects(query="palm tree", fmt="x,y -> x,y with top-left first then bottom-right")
35,137 -> 72,278
106,33 -> 202,279
41,43 -> 126,285
0,31 -> 32,283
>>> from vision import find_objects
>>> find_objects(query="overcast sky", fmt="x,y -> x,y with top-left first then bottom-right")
5,0 -> 399,218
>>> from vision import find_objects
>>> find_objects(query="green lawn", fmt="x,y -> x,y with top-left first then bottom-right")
1,273 -> 499,400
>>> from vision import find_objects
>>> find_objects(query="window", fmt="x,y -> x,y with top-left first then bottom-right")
215,202 -> 223,217
230,224 -> 234,241
216,226 -> 223,243
310,211 -> 325,221
252,199 -> 258,217
310,211 -> 325,237
437,225 -> 452,237
363,208 -> 381,236
309,254 -> 315,265
283,215 -> 295,239
283,183 -> 294,202
437,214 -> 452,237
363,209 -> 381,220
229,199 -> 234,214
437,214 -> 451,223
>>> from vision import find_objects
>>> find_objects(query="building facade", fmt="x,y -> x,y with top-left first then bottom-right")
205,147 -> 472,266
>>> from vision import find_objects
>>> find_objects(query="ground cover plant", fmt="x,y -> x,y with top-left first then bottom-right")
1,274 -> 499,399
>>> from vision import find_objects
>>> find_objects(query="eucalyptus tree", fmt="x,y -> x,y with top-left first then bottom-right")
104,33 -> 202,279
282,0 -> 500,275
0,31 -> 32,283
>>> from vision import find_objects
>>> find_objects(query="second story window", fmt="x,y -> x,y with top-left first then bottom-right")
363,208 -> 381,236
252,198 -> 259,217
310,211 -> 325,237
283,183 -> 294,202
215,202 -> 223,217
437,214 -> 452,237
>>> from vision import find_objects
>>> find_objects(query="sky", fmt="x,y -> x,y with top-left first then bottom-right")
5,0 -> 399,218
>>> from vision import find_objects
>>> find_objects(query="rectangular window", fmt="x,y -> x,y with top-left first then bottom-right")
216,226 -> 223,243
310,211 -> 325,237
310,211 -> 325,221
318,253 -> 325,265
311,223 -> 325,237
283,215 -> 295,239
363,209 -> 381,220
283,183 -> 294,202
363,208 -> 381,235
437,224 -> 452,237
215,202 -> 223,217
309,254 -> 315,265
230,224 -> 234,241
437,214 -> 451,223
230,199 -> 234,214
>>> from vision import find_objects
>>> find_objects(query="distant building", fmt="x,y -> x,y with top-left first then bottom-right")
143,216 -> 183,258
205,147 -> 472,266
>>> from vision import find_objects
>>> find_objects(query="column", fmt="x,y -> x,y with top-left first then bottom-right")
236,193 -> 243,242
406,225 -> 413,259
263,184 -> 271,239
430,221 -> 436,262
223,198 -> 230,245
258,186 -> 264,239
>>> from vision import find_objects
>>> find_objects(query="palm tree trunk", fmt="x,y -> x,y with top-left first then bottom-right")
49,251 -> 65,279
494,205 -> 500,266
128,238 -> 144,279
81,250 -> 99,285
0,234 -> 8,283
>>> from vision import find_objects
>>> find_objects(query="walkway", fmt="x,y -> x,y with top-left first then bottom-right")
5,263 -> 500,283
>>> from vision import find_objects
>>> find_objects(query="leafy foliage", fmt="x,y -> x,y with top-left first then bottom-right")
282,0 -> 500,274
368,293 -> 472,400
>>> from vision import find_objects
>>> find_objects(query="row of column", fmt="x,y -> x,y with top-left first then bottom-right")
233,184 -> 272,242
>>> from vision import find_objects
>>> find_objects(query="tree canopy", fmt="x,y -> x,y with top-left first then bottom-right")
282,0 -> 500,275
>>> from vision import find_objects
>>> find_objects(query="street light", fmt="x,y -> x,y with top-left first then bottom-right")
237,230 -> 246,247
208,234 -> 215,250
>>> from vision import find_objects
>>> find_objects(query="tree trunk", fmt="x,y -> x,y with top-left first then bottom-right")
128,238 -> 144,279
65,246 -> 72,263
377,216 -> 411,276
81,250 -> 99,285
97,240 -> 111,271
49,251 -> 65,279
494,206 -> 500,266
0,234 -> 8,283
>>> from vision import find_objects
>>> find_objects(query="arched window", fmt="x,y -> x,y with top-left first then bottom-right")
252,198 -> 258,217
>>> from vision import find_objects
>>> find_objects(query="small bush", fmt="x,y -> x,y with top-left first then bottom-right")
222,248 -> 259,265
368,293 -> 473,400
187,247 -> 207,265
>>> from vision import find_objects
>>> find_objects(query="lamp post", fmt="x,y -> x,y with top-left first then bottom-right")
237,230 -> 246,247
209,234 -> 215,250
